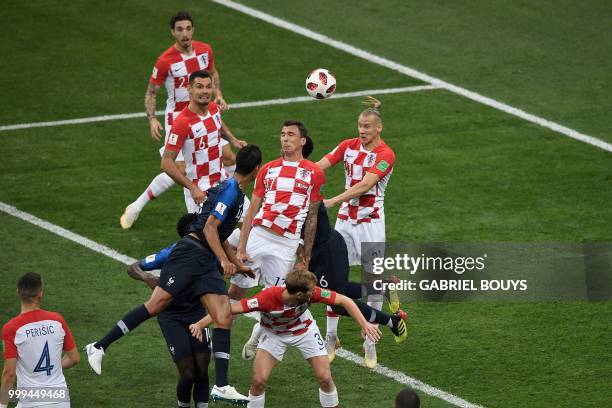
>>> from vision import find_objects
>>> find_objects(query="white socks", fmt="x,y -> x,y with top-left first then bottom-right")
326,306 -> 339,336
133,172 -> 175,211
319,387 -> 339,407
247,392 -> 265,407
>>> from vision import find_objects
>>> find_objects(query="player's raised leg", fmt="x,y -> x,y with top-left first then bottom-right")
85,286 -> 172,374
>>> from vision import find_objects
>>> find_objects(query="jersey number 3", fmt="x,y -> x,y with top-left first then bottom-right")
34,341 -> 55,376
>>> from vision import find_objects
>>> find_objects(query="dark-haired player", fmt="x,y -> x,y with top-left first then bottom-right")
121,12 -> 244,228
1,273 -> 80,408
86,144 -> 262,405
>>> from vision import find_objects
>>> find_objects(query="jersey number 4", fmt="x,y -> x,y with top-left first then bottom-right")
34,341 -> 55,376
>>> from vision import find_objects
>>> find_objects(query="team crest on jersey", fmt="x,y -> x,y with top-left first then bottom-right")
152,67 -> 158,79
215,202 -> 227,215
296,168 -> 312,183
366,153 -> 377,167
247,298 -> 259,310
213,113 -> 222,128
168,133 -> 179,145
321,289 -> 331,299
145,254 -> 156,263
199,53 -> 209,68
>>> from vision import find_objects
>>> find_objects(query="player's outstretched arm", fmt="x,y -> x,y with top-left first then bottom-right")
333,293 -> 382,342
315,157 -> 332,171
324,172 -> 380,208
0,358 -> 16,406
145,83 -> 163,141
189,302 -> 246,341
61,347 -> 80,369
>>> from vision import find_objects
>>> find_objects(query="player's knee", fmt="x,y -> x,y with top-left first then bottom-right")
179,367 -> 196,384
317,374 -> 334,391
212,310 -> 232,329
251,373 -> 268,392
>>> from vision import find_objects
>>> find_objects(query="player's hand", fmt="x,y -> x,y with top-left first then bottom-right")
189,324 -> 204,342
237,249 -> 252,265
323,198 -> 337,208
232,139 -> 248,149
361,323 -> 382,343
149,117 -> 164,141
189,186 -> 206,205
221,259 -> 236,279
215,96 -> 229,111
237,263 -> 256,278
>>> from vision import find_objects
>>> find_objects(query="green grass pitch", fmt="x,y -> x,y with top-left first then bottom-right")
1,1 -> 611,407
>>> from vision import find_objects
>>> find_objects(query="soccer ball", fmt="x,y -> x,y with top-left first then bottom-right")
305,68 -> 336,99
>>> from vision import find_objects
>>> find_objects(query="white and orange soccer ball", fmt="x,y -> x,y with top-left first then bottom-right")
305,68 -> 336,99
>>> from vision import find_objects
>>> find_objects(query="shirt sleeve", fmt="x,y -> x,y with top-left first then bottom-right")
58,315 -> 76,351
324,139 -> 351,166
149,56 -> 169,87
252,164 -> 268,198
2,323 -> 17,359
240,289 -> 273,313
211,184 -> 239,222
367,148 -> 396,179
309,166 -> 326,202
164,119 -> 189,152
310,286 -> 337,306
206,45 -> 215,71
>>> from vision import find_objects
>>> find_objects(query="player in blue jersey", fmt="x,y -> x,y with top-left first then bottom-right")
85,144 -> 262,405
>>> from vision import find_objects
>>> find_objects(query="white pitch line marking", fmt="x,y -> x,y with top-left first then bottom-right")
0,85 -> 438,132
212,0 -> 612,154
0,200 -> 484,408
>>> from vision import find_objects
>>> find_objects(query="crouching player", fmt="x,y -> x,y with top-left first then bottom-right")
190,269 -> 381,407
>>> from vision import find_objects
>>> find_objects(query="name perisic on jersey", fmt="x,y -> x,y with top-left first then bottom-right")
25,325 -> 56,338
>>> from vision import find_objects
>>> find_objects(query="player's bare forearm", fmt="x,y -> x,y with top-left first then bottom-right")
316,157 -> 332,171
144,83 -> 159,119
161,150 -> 193,189
302,200 -> 320,268
205,218 -> 229,264
0,360 -> 16,405
238,194 -> 261,252
328,172 -> 379,207
220,121 -> 244,148
222,240 -> 242,266
210,68 -> 223,98
61,347 -> 80,369
335,294 -> 369,328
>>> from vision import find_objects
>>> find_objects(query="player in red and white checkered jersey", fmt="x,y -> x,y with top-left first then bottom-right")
316,96 -> 396,368
1,273 -> 79,408
189,269 -> 381,408
161,70 -> 239,212
229,121 -> 324,360
120,11 -> 245,228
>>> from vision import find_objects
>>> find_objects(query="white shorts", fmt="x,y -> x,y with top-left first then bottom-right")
230,226 -> 298,289
258,324 -> 327,362
335,218 -> 385,267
